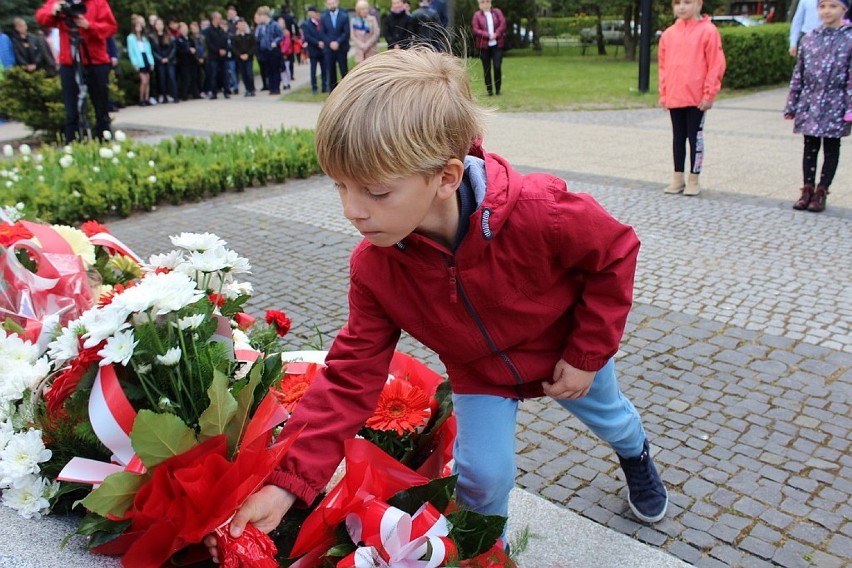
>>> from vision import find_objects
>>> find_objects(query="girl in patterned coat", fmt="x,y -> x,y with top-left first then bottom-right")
784,0 -> 852,213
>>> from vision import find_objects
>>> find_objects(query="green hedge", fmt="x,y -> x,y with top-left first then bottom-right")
0,128 -> 322,225
536,16 -> 600,37
720,23 -> 795,89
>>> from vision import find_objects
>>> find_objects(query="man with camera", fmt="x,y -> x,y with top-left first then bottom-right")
36,0 -> 117,143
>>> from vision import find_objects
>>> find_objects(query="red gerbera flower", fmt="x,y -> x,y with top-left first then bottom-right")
80,220 -> 110,237
273,364 -> 322,412
44,343 -> 103,413
0,222 -> 33,247
265,310 -> 291,337
366,379 -> 431,436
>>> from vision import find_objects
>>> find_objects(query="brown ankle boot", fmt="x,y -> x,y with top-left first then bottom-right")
807,184 -> 828,212
793,184 -> 814,210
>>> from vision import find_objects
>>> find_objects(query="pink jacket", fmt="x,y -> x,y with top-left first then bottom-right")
658,15 -> 727,108
269,146 -> 641,506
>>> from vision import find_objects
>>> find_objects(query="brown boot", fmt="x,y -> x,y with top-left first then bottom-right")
793,184 -> 814,210
684,173 -> 701,196
664,172 -> 685,194
807,184 -> 828,212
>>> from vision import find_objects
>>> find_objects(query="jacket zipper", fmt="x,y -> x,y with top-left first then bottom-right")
445,256 -> 525,389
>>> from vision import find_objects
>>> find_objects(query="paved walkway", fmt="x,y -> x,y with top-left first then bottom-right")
0,72 -> 850,567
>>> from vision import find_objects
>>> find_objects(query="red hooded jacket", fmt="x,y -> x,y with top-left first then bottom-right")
270,146 -> 640,506
36,0 -> 117,66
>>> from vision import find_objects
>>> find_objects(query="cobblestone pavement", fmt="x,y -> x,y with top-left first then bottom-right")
105,166 -> 851,568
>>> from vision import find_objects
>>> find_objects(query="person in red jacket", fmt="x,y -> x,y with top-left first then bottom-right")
206,48 -> 668,562
35,0 -> 117,143
657,0 -> 726,196
472,0 -> 506,96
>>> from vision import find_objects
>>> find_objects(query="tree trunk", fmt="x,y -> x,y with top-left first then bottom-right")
623,2 -> 637,61
592,5 -> 606,56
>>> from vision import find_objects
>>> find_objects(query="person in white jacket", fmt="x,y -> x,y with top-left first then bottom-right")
789,0 -> 822,56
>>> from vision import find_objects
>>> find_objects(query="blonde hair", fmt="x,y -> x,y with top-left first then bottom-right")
315,48 -> 488,185
355,0 -> 370,11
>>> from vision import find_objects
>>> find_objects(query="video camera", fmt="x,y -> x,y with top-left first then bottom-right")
57,0 -> 87,19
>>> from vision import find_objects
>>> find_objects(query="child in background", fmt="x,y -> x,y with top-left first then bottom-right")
205,48 -> 668,562
784,0 -> 852,213
657,0 -> 726,196
279,25 -> 294,90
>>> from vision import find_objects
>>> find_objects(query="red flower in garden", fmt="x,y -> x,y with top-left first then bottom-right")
208,293 -> 226,307
273,363 -> 322,412
0,222 -> 33,247
366,378 -> 431,436
80,220 -> 110,237
264,310 -> 291,337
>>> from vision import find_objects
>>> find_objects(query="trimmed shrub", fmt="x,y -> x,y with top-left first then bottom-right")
720,23 -> 795,89
536,16 -> 600,38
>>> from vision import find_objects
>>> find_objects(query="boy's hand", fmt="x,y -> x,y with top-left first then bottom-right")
544,360 -> 594,400
698,99 -> 713,112
203,485 -> 296,564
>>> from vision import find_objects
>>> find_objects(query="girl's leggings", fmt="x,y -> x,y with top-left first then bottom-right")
451,358 -> 646,528
670,106 -> 705,174
803,135 -> 841,187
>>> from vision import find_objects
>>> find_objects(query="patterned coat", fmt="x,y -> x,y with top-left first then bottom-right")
784,22 -> 852,138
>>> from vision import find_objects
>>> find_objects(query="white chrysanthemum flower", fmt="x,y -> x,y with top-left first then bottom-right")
147,160 -> 155,167
59,154 -> 74,168
147,175 -> 157,183
1,475 -> 53,519
0,333 -> 39,365
145,250 -> 184,272
109,282 -> 157,313
175,314 -> 206,330
102,130 -> 112,141
135,363 -> 151,374
97,329 -> 138,367
98,148 -> 114,159
232,328 -> 252,351
0,430 -> 52,487
186,247 -> 230,272
0,420 -> 14,450
226,280 -> 254,297
114,130 -> 127,142
156,347 -> 182,366
43,225 -> 96,266
170,232 -> 226,252
147,272 -> 204,314
81,306 -> 131,348
223,249 -> 251,274
18,144 -> 31,156
2,145 -> 13,157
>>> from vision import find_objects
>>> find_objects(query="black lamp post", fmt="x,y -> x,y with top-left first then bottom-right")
638,0 -> 653,92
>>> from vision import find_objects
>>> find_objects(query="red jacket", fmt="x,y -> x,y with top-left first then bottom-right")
270,146 -> 640,506
472,8 -> 506,50
658,15 -> 726,108
36,0 -> 117,66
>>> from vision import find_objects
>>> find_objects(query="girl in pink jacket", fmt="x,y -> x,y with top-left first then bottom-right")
658,0 -> 726,196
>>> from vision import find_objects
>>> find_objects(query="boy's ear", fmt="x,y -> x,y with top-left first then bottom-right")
437,158 -> 465,199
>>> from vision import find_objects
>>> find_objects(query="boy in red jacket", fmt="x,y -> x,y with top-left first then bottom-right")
206,48 -> 668,561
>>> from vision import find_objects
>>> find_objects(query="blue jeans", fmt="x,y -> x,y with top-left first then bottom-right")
451,358 -> 645,522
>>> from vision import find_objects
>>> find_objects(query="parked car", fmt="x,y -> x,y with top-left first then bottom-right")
580,21 -> 625,45
710,15 -> 764,27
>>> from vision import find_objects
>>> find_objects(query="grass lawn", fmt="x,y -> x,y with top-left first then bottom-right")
285,45 -> 784,112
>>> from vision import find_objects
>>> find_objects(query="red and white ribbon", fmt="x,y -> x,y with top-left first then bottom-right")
340,501 -> 455,568
57,364 -> 143,485
87,231 -> 143,264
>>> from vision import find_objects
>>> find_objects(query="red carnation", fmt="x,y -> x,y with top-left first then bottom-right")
80,220 -> 110,237
44,343 -> 103,413
0,222 -> 33,247
209,293 -> 226,307
264,310 -> 291,337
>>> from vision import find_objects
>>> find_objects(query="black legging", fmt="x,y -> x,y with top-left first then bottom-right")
669,107 -> 705,174
480,46 -> 503,95
803,135 -> 841,187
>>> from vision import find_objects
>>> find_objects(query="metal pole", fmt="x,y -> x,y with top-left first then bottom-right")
638,0 -> 652,92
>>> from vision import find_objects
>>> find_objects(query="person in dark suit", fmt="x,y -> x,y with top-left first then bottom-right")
301,5 -> 327,93
319,0 -> 349,91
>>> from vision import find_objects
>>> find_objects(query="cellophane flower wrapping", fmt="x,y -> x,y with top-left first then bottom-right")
282,438 -> 514,568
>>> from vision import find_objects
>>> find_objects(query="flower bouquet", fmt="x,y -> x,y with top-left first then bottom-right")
15,231 -> 301,566
282,438 -> 515,567
274,350 -> 456,479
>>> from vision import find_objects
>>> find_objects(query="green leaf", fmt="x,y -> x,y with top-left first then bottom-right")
62,512 -> 131,549
447,509 -> 507,559
388,476 -> 456,515
223,361 -> 263,455
131,409 -> 197,468
78,471 -> 146,518
199,369 -> 239,441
